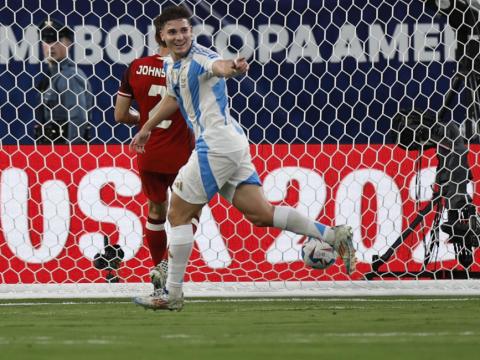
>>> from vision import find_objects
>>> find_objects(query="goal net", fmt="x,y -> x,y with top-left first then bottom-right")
1,0 -> 480,298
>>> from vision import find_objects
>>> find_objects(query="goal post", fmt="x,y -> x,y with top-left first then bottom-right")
1,0 -> 480,299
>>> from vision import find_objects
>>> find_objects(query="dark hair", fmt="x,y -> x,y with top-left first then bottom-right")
153,5 -> 192,47
39,18 -> 74,43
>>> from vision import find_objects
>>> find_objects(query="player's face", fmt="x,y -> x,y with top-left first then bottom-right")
160,19 -> 193,60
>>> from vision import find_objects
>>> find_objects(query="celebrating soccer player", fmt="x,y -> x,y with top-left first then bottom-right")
114,24 -> 197,298
130,5 -> 356,311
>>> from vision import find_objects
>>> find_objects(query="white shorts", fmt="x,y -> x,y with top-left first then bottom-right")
172,147 -> 261,204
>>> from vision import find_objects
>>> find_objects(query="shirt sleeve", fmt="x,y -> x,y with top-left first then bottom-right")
194,52 -> 221,77
164,59 -> 176,97
118,63 -> 133,98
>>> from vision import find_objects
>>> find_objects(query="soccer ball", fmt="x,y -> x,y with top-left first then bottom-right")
301,238 -> 337,270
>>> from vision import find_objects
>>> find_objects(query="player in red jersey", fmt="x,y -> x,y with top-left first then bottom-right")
114,36 -> 195,295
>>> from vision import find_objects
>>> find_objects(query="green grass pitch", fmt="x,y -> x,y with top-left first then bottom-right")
0,297 -> 478,360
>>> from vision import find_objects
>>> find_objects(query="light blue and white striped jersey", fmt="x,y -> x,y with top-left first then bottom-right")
165,41 -> 249,153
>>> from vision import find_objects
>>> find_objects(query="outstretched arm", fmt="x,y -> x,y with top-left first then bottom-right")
129,94 -> 179,153
212,57 -> 249,78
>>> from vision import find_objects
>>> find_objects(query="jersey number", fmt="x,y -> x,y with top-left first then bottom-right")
148,84 -> 172,129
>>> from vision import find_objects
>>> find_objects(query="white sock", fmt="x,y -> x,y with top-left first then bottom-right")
273,206 -> 334,242
166,224 -> 194,298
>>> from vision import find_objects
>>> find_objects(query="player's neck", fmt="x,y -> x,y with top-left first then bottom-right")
170,51 -> 185,62
158,47 -> 170,57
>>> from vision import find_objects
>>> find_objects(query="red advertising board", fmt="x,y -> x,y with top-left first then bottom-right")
1,144 -> 479,283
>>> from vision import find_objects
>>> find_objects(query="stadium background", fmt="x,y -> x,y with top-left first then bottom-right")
1,0 -> 479,288
1,0 -> 459,144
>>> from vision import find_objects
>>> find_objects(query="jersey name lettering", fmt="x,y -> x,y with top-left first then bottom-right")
135,65 -> 165,78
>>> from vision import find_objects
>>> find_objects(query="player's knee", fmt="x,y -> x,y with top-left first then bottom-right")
167,209 -> 181,227
245,208 -> 274,227
148,201 -> 167,220
148,212 -> 166,223
167,207 -> 193,227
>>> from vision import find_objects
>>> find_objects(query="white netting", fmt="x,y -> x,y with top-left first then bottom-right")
1,0 -> 480,298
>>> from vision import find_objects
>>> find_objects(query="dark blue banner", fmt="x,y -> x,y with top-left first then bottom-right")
0,0 -> 461,144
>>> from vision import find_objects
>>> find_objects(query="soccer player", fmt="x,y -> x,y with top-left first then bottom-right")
114,27 -> 195,296
130,5 -> 356,311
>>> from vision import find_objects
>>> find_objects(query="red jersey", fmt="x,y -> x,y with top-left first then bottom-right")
118,55 -> 193,173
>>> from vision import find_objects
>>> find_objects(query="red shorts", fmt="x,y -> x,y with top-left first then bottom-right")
139,170 -> 177,204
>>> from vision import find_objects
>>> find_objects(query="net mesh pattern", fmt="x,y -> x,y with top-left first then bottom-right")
0,0 -> 480,294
